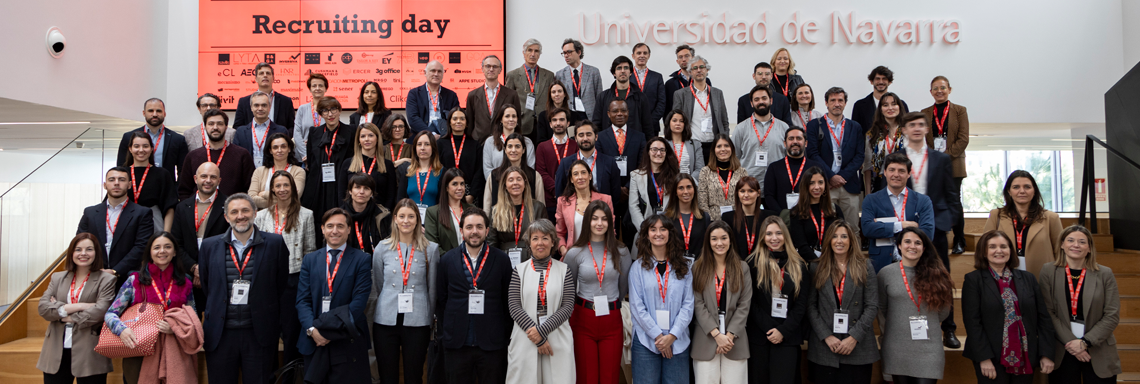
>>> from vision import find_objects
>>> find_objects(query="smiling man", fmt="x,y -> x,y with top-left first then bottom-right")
233,91 -> 289,167
233,62 -> 296,131
406,60 -> 460,135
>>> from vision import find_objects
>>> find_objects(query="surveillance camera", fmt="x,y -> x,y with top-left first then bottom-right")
46,27 -> 65,58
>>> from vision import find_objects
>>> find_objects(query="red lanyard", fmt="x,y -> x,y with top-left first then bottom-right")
450,136 -> 465,167
579,151 -> 597,171
613,86 -> 627,100
672,141 -> 684,168
796,110 -> 809,128
513,205 -> 525,243
485,85 -> 498,116
552,139 -> 569,163
656,262 -> 671,304
826,118 -> 845,149
532,261 -> 549,307
650,172 -> 665,207
900,263 -> 922,312
416,171 -> 430,203
523,65 -> 538,94
461,245 -> 491,289
1012,216 -> 1025,253
69,272 -> 90,304
633,69 -> 647,91
450,204 -> 464,227
273,206 -> 286,234
252,124 -> 268,152
690,85 -> 710,113
752,116 -> 774,147
614,128 -> 626,154
270,164 -> 291,176
1066,267 -> 1086,320
311,107 -> 321,127
194,198 -> 213,232
323,129 -> 339,160
588,243 -> 607,290
809,208 -> 825,244
571,69 -> 582,96
429,89 -> 440,112
390,142 -> 406,161
396,242 -> 415,288
106,204 -> 123,237
714,270 -> 725,307
130,166 -> 151,202
354,222 -> 369,251
199,124 -> 210,149
777,267 -> 785,292
836,269 -> 847,306
150,279 -> 173,311
744,221 -> 755,253
785,157 -> 806,190
150,126 -> 165,153
910,148 -> 929,181
934,102 -> 951,136
326,249 -> 344,294
719,170 -> 733,200
206,142 -> 229,165
773,75 -> 790,98
679,213 -> 693,251
229,245 -> 252,278
893,189 -> 908,222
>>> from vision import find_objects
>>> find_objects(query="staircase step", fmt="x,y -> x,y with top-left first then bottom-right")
25,297 -> 45,338
1103,253 -> 1140,274
1120,372 -> 1140,381
963,232 -> 1114,253
1121,344 -> 1140,371
1117,320 -> 1140,344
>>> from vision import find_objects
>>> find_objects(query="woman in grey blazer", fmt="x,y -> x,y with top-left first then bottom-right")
663,110 -> 705,177
38,233 -> 117,384
690,220 -> 752,383
629,137 -> 679,230
372,198 -> 441,384
807,220 -> 879,384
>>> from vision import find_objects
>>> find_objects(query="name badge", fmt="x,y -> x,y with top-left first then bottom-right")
398,291 -> 414,313
814,249 -> 822,258
508,248 -> 523,265
656,309 -> 671,330
833,311 -> 850,334
755,151 -> 768,167
230,280 -> 251,305
539,315 -> 549,325
468,289 -> 485,314
934,137 -> 947,152
910,315 -> 929,340
418,204 -> 429,221
321,163 -> 336,182
593,295 -> 610,316
430,109 -> 442,122
771,295 -> 788,318
105,242 -> 112,254
64,324 -> 74,348
1071,321 -> 1085,338
615,156 -> 628,176
785,193 -> 799,208
874,217 -> 899,247
701,117 -> 712,133
655,208 -> 664,215
1018,256 -> 1027,271
718,310 -> 726,335
573,97 -> 585,112
525,93 -> 536,110
720,206 -> 733,215
321,295 -> 331,313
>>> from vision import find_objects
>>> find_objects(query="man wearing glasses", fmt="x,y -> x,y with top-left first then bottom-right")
184,93 -> 235,152
465,55 -> 520,143
407,60 -> 460,136
554,38 -> 603,122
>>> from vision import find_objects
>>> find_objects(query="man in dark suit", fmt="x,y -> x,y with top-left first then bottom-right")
763,127 -> 829,211
851,66 -> 910,137
466,55 -> 521,143
116,98 -> 189,176
435,208 -> 512,384
736,62 -> 792,125
806,87 -> 865,234
592,56 -> 645,135
631,43 -> 666,137
505,38 -> 556,141
596,98 -> 646,245
297,208 -> 372,382
406,61 -> 460,136
860,152 -> 935,273
232,91 -> 289,168
200,194 -> 289,384
895,111 -> 960,348
554,121 -> 622,200
76,166 -> 154,285
171,162 -> 230,305
233,62 -> 295,131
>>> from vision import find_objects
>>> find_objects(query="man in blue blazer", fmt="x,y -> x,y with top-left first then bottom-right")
232,91 -> 290,168
199,194 -> 290,384
77,166 -> 154,286
554,121 -> 622,199
631,43 -> 666,137
861,152 -> 935,272
233,63 -> 295,131
806,87 -> 865,233
406,61 -> 461,135
116,98 -> 189,176
296,208 -> 372,382
435,208 -> 512,384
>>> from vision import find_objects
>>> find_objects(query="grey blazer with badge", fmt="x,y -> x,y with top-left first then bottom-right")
371,240 -> 440,327
671,86 -> 731,139
691,259 -> 752,361
555,64 -> 604,121
807,262 -> 881,368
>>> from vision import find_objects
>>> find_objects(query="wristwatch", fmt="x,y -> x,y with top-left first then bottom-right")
307,327 -> 316,337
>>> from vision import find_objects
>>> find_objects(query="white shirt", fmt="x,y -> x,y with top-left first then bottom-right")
105,199 -> 126,253
905,142 -> 930,195
689,85 -> 713,143
578,150 -> 599,189
825,116 -> 846,173
251,120 -> 270,167
887,187 -> 908,260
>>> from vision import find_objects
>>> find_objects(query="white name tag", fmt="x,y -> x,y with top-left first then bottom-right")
321,163 -> 336,182
755,151 -> 768,167
720,206 -> 733,215
593,295 -> 610,316
615,156 -> 628,176
508,248 -> 523,266
718,311 -> 726,335
771,296 -> 788,318
525,94 -> 536,110
833,313 -> 850,334
785,193 -> 799,208
874,217 -> 899,247
468,290 -> 485,314
701,118 -> 712,133
321,296 -> 331,313
398,291 -> 414,313
573,97 -> 585,112
230,280 -> 251,305
430,110 -> 442,122
656,309 -> 671,330
539,315 -> 549,325
910,318 -> 929,340
934,137 -> 947,152
1018,256 -> 1027,271
418,204 -> 429,221
64,324 -> 74,349
1071,321 -> 1085,338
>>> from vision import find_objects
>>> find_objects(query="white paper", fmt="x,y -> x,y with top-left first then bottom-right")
720,206 -> 733,215
508,248 -> 523,266
785,193 -> 799,208
398,292 -> 414,313
615,156 -> 628,177
755,151 -> 768,167
321,163 -> 336,182
771,297 -> 788,318
197,238 -> 203,249
64,324 -> 74,349
701,118 -> 712,133
1071,322 -> 1085,338
230,280 -> 250,305
934,137 -> 947,152
656,309 -> 671,330
539,315 -> 549,325
874,217 -> 899,247
573,97 -> 585,112
833,313 -> 850,334
593,295 -> 610,316
526,94 -> 536,110
321,297 -> 331,313
910,319 -> 929,340
468,292 -> 485,314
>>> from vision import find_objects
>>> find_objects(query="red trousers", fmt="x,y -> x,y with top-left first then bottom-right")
570,301 -> 624,384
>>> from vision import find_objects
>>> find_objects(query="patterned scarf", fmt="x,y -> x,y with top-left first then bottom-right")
992,267 -> 1031,374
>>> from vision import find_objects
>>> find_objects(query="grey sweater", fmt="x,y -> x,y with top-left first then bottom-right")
877,262 -> 951,379
562,243 -> 633,302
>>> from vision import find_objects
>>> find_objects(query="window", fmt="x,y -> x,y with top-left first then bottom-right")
961,150 -> 1076,212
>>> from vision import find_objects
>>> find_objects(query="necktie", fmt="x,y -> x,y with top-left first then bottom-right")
328,249 -> 341,275
573,69 -> 581,98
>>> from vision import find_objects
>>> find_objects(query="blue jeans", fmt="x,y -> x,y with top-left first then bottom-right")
631,334 -> 690,384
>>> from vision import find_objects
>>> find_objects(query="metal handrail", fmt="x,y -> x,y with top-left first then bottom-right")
1078,134 -> 1140,233
0,127 -> 92,199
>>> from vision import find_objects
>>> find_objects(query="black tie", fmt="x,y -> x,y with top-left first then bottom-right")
328,249 -> 341,275
573,69 -> 581,98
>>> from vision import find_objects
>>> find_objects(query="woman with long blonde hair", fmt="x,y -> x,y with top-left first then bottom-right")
744,215 -> 807,384
490,166 -> 547,264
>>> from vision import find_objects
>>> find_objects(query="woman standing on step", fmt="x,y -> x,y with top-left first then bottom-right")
1039,225 -> 1121,383
806,220 -> 879,384
877,227 -> 953,384
982,170 -> 1063,278
38,233 -> 118,384
962,230 -> 1056,383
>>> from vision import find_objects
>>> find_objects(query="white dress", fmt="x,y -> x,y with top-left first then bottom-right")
506,259 -> 576,384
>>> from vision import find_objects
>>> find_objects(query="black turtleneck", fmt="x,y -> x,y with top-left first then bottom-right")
716,159 -> 733,181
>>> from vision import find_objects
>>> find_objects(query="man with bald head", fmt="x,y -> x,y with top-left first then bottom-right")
171,161 -> 232,307
406,60 -> 460,135
178,109 -> 255,200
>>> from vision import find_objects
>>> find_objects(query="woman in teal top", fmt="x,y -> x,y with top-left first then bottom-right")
397,131 -> 443,209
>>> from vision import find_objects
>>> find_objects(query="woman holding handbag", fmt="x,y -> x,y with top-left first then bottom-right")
103,232 -> 196,384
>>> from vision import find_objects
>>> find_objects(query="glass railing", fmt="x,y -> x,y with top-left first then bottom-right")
0,128 -> 116,309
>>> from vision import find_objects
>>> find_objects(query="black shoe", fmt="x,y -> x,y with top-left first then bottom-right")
943,330 -> 962,349
951,238 -> 965,254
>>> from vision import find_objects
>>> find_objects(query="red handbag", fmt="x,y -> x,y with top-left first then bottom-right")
94,302 -> 164,358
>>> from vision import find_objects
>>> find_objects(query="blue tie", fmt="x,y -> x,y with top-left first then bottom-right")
328,249 -> 341,275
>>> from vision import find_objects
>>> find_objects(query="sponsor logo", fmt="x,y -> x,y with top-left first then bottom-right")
306,69 -> 339,76
453,69 -> 472,74
341,53 -> 353,64
335,86 -> 356,91
304,53 -> 320,64
277,67 -> 295,75
264,53 -> 276,64
417,52 -> 429,63
351,69 -> 372,74
290,53 -> 301,60
375,68 -> 400,75
381,87 -> 395,91
218,54 -> 230,65
240,69 -> 257,76
217,80 -> 241,84
361,53 -> 374,58
449,52 -> 461,64
327,53 -> 334,62
219,95 -> 235,104
459,79 -> 477,83
279,87 -> 300,92
217,69 -> 235,77
340,78 -> 366,84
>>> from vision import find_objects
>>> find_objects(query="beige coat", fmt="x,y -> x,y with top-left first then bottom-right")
1039,262 -> 1122,378
248,165 -> 307,208
982,209 -> 1062,279
37,270 -> 117,377
696,165 -> 749,221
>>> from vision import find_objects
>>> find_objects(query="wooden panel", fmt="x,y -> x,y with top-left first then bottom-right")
25,297 -> 45,338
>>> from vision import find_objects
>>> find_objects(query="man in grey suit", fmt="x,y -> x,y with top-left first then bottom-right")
555,38 -> 603,122
505,38 -> 555,141
670,55 -> 730,161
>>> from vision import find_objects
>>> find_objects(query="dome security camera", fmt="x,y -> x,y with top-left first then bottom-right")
46,27 -> 65,58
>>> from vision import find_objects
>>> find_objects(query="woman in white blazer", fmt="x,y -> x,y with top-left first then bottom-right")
629,137 -> 679,230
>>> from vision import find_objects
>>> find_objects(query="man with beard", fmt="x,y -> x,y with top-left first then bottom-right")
732,85 -> 788,186
77,166 -> 155,286
184,94 -> 236,151
178,109 -> 256,200
171,161 -> 230,305
762,127 -> 828,211
199,193 -> 290,384
534,108 -> 578,219
435,208 -> 513,384
116,98 -> 189,177
592,56 -> 645,134
736,63 -> 792,125
851,66 -> 909,136
861,152 -> 934,271
663,45 -> 713,126
553,121 -> 621,200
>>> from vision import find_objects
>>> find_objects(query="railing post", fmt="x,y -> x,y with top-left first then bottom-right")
1087,136 -> 1098,234
1080,136 -> 1091,227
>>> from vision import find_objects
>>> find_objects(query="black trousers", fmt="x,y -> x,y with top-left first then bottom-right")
934,229 -> 956,333
1049,352 -> 1116,383
892,376 -> 937,384
971,361 -> 1034,384
42,348 -> 107,384
810,361 -> 872,384
700,142 -> 714,167
281,273 -> 302,365
373,318 -> 432,384
206,327 -> 278,384
445,345 -> 507,384
747,341 -> 799,384
952,177 -> 965,240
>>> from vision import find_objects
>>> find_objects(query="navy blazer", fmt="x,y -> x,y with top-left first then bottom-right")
553,152 -> 622,200
234,92 -> 296,132
296,246 -> 372,355
806,117 -> 865,195
434,244 -> 513,350
595,127 -> 646,187
736,92 -> 791,126
76,200 -> 154,278
169,194 -> 231,270
116,127 -> 189,176
631,69 -> 666,136
406,84 -> 461,135
894,147 -> 957,232
592,84 -> 645,135
199,229 -> 290,351
851,92 -> 909,137
232,121 -> 290,163
860,187 -> 935,271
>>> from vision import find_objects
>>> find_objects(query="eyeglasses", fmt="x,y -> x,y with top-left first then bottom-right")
200,104 -> 219,109
931,86 -> 949,91
561,50 -> 576,56
691,65 -> 708,71
483,64 -> 501,70
318,109 -> 337,115
648,148 -> 667,154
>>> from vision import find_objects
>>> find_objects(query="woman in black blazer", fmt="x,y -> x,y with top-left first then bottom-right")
349,81 -> 393,129
788,167 -> 843,262
962,230 -> 1056,383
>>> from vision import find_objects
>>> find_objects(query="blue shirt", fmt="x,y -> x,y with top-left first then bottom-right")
147,127 -> 164,166
628,258 -> 695,355
407,170 -> 441,206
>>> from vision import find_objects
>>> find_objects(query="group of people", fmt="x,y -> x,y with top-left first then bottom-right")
33,38 -> 1120,384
